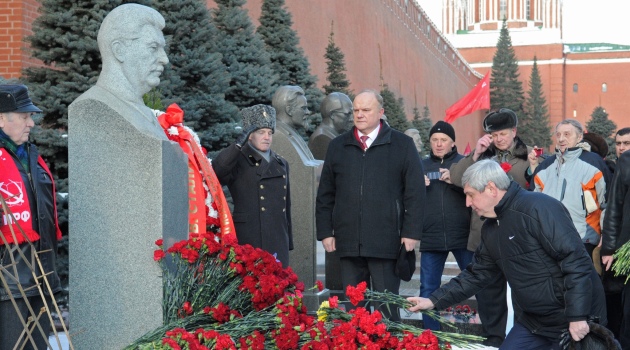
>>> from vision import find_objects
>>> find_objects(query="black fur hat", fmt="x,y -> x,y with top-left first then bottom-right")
583,132 -> 609,158
241,104 -> 276,133
483,108 -> 518,132
561,321 -> 622,350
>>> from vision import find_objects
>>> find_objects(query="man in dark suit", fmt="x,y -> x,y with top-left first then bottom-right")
316,89 -> 425,320
213,105 -> 292,267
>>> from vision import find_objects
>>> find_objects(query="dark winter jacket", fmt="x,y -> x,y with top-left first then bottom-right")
420,147 -> 471,251
429,182 -> 607,340
213,142 -> 293,267
449,136 -> 531,250
0,141 -> 61,301
316,122 -> 426,259
601,151 -> 630,262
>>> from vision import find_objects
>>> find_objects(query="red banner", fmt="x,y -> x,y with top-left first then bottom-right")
445,72 -> 490,123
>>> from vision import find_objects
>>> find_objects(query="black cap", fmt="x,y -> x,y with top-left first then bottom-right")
429,120 -> 456,141
395,244 -> 416,282
0,84 -> 42,113
483,108 -> 517,132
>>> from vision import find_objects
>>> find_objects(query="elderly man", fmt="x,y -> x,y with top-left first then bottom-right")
308,92 -> 353,160
316,89 -> 425,320
449,108 -> 531,347
418,121 -> 472,331
529,119 -> 611,260
408,160 -> 607,349
0,84 -> 62,350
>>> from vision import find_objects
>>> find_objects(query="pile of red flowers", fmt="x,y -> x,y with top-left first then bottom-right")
442,305 -> 478,323
126,233 -> 481,349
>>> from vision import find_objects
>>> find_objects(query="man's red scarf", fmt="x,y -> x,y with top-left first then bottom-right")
157,104 -> 235,242
0,151 -> 62,245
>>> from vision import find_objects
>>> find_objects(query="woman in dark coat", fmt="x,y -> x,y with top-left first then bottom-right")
213,105 -> 293,267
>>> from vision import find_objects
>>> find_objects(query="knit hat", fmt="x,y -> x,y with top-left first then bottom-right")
241,104 -> 276,133
483,108 -> 518,132
583,132 -> 609,158
429,120 -> 455,141
0,84 -> 42,113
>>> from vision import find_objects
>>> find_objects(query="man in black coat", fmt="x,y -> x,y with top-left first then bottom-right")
408,160 -> 606,349
419,121 -> 472,330
601,150 -> 630,349
213,105 -> 293,267
316,90 -> 426,320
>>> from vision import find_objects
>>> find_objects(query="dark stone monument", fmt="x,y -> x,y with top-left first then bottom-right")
272,86 -> 328,311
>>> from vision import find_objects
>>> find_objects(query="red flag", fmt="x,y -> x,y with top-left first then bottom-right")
445,72 -> 490,123
463,142 -> 472,156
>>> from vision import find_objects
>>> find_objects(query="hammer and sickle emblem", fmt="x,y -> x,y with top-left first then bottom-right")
0,180 -> 25,206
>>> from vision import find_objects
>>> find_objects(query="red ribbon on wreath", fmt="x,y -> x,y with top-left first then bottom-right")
158,104 -> 235,243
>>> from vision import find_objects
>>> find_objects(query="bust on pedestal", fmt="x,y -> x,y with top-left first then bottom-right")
68,4 -> 188,349
271,86 -> 328,311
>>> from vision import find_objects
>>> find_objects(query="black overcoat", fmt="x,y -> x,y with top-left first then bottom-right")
316,123 -> 426,259
213,143 -> 293,267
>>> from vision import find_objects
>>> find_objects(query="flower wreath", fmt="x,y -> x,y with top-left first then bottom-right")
152,104 -> 235,240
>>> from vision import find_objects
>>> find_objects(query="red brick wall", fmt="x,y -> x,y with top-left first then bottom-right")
207,0 -> 488,149
0,0 -> 42,79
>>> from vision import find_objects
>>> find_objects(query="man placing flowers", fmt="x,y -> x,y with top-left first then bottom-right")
449,108 -> 532,347
408,160 -> 607,349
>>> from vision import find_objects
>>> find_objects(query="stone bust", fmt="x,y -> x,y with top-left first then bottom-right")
308,92 -> 353,160
272,85 -> 311,129
74,3 -> 169,139
404,128 -> 423,154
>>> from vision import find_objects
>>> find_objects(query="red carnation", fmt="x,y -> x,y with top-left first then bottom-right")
315,280 -> 324,292
346,281 -> 367,306
500,162 -> 512,173
153,249 -> 165,262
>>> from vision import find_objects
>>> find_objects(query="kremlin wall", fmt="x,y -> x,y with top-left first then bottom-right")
2,0 -> 628,151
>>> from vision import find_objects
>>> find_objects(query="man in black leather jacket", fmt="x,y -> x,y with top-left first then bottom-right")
601,150 -> 630,349
0,84 -> 62,350
408,160 -> 606,349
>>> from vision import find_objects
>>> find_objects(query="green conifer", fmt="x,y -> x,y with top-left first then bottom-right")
490,19 -> 525,119
211,0 -> 278,110
322,22 -> 353,98
258,0 -> 323,135
381,85 -> 410,132
154,0 -> 239,151
586,106 -> 617,159
521,57 -> 552,148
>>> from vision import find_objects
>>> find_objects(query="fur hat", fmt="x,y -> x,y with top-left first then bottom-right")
0,84 -> 42,113
241,104 -> 276,133
583,132 -> 609,158
430,120 -> 456,141
483,108 -> 518,132
561,321 -> 622,350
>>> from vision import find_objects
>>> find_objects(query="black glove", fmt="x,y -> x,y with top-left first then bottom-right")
235,125 -> 257,148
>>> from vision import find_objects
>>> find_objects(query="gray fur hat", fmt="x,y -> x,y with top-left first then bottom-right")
241,104 -> 276,133
483,108 -> 518,132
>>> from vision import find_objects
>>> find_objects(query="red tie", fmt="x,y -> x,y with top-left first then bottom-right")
360,135 -> 369,150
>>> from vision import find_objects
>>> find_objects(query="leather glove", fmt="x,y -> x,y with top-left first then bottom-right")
235,125 -> 257,148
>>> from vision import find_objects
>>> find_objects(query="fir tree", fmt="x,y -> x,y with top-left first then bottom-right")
154,0 -> 239,152
412,105 -> 432,158
380,85 -> 410,132
520,57 -> 552,148
586,106 -> 617,159
322,22 -> 353,98
258,0 -> 323,135
211,0 -> 278,110
490,19 -> 525,118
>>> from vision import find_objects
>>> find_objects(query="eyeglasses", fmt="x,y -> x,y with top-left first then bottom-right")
615,141 -> 630,146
